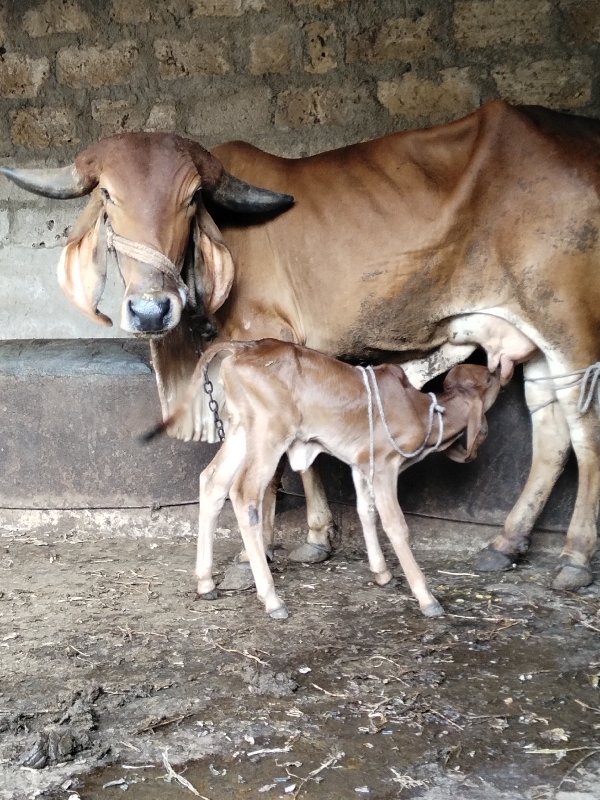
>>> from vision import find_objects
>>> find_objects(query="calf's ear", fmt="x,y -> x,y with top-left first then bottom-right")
191,204 -> 235,314
57,192 -> 111,326
446,397 -> 488,463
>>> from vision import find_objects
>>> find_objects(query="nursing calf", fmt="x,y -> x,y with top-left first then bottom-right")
146,339 -> 501,619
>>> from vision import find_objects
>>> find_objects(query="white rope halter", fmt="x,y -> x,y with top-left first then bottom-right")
356,365 -> 445,509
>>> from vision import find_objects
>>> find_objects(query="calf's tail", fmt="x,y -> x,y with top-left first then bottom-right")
140,340 -> 245,442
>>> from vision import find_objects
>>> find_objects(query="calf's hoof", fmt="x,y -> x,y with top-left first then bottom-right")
422,599 -> 444,618
288,542 -> 332,564
197,588 -> 219,601
378,575 -> 401,590
218,561 -> 255,592
552,563 -> 593,592
269,604 -> 289,620
475,545 -> 517,573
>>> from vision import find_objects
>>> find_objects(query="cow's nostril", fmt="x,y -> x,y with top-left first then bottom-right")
128,296 -> 172,332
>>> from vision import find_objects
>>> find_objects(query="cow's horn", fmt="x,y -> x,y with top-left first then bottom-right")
208,171 -> 294,214
0,164 -> 94,199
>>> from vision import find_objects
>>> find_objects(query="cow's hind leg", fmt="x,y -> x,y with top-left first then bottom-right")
476,355 -> 570,572
551,362 -> 599,590
288,465 -> 336,563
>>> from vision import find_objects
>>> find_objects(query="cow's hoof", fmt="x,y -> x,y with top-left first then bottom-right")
287,542 -> 332,564
475,545 -> 517,572
197,588 -> 219,601
269,605 -> 289,620
218,561 -> 255,592
422,600 -> 444,618
552,564 -> 593,592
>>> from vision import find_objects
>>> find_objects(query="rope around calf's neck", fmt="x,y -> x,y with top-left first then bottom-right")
356,365 -> 446,510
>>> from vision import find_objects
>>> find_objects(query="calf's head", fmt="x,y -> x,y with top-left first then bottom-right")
442,364 -> 501,463
1,133 -> 293,336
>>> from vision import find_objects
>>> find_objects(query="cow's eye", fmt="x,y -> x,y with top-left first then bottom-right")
100,187 -> 112,203
188,190 -> 200,207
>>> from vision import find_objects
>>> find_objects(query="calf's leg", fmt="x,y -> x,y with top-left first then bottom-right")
351,467 -> 393,586
373,473 -> 443,617
196,428 -> 246,599
228,448 -> 289,619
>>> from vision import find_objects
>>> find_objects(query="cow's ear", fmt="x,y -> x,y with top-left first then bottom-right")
191,204 -> 234,314
57,192 -> 112,326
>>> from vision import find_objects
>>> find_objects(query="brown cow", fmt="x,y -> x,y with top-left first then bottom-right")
2,100 -> 599,590
144,339 -> 502,619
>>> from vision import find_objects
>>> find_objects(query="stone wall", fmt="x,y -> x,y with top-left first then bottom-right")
0,0 -> 599,338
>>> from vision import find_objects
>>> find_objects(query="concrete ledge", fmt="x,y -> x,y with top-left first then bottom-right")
0,339 -> 218,509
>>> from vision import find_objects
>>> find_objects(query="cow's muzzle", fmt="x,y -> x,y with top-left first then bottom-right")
125,294 -> 176,334
108,225 -> 188,336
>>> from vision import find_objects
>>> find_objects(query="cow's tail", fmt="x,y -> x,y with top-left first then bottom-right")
140,340 -> 247,443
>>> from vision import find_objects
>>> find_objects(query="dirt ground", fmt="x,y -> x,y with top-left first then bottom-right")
1,499 -> 599,800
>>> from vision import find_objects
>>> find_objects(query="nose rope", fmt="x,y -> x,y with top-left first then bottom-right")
105,224 -> 188,297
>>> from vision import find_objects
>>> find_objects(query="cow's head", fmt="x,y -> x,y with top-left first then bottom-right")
1,134 -> 293,336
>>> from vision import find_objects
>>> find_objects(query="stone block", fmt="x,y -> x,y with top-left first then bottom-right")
304,21 -> 338,74
154,38 -> 230,80
0,54 -> 49,99
377,69 -> 481,124
91,99 -> 147,137
492,58 -> 592,108
187,84 -> 272,142
57,41 -> 139,89
146,103 -> 177,132
23,0 -> 90,37
558,0 -> 600,43
275,84 -> 369,128
111,0 -> 159,23
454,0 -> 552,48
249,27 -> 296,75
347,13 -> 442,64
11,107 -> 80,149
291,0 -> 348,8
166,0 -> 243,16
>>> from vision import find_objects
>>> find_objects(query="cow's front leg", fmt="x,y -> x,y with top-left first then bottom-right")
476,355 -> 571,572
287,465 -> 335,563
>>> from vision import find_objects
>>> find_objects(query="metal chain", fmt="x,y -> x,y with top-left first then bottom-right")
203,368 -> 226,443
